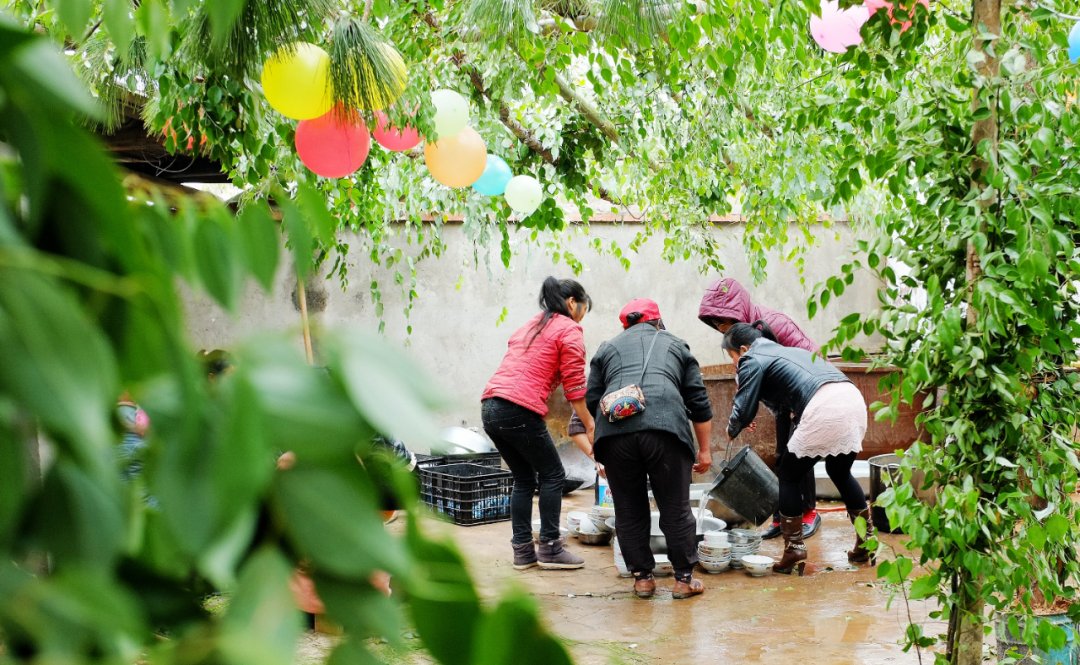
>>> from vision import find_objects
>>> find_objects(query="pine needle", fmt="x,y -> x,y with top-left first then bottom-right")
538,0 -> 596,18
181,0 -> 335,78
328,17 -> 409,117
597,0 -> 669,46
462,0 -> 540,43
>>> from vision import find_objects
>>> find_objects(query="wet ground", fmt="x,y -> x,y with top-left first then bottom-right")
301,492 -> 942,664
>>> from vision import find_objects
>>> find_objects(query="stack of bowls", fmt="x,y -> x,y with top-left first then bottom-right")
697,531 -> 731,573
728,528 -> 762,569
576,516 -> 613,545
566,511 -> 589,535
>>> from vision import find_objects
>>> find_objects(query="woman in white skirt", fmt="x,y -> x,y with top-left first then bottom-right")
723,323 -> 871,575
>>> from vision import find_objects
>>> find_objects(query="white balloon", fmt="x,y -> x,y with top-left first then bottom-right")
431,89 -> 469,139
504,175 -> 544,216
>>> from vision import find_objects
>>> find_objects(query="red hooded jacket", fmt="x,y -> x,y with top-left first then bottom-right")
481,311 -> 588,416
698,278 -> 817,352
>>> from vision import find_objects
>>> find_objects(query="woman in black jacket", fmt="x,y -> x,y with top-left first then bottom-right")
723,323 -> 872,574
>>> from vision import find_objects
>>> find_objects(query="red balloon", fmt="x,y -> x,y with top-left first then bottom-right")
373,111 -> 422,152
295,111 -> 371,178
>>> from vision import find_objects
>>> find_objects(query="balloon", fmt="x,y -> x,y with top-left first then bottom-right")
1069,21 -> 1080,63
431,89 -> 469,140
261,43 -> 334,120
504,175 -> 544,216
296,110 -> 371,178
373,111 -> 422,152
423,127 -> 487,188
472,155 -> 513,196
864,0 -> 929,33
352,44 -> 409,111
811,0 -> 870,53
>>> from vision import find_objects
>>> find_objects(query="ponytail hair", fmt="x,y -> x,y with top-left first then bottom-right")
722,322 -> 764,352
529,276 -> 591,344
750,319 -> 778,343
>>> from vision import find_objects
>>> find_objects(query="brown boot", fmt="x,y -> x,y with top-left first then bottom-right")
671,577 -> 705,599
632,573 -> 656,599
774,514 -> 807,575
848,508 -> 875,564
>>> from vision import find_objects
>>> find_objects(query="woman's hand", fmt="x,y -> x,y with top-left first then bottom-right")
693,450 -> 712,474
596,462 -> 607,479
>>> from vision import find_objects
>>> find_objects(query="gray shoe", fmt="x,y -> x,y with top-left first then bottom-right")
513,541 -> 538,570
537,538 -> 584,569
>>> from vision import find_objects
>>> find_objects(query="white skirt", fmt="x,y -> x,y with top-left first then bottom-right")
788,381 -> 867,459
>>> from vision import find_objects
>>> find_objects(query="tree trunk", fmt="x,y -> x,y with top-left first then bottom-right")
948,0 -> 1001,662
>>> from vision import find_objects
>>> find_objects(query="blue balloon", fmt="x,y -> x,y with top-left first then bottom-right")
1070,21 -> 1080,63
472,154 -> 513,196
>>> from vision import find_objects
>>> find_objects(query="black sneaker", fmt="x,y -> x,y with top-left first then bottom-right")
801,512 -> 822,539
761,521 -> 782,540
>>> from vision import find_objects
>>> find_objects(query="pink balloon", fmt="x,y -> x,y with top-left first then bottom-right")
296,110 -> 371,178
811,0 -> 870,53
373,111 -> 422,152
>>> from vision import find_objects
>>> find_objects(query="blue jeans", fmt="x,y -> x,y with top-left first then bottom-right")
481,398 -> 566,545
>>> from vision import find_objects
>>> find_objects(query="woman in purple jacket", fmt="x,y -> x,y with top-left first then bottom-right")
698,277 -> 821,540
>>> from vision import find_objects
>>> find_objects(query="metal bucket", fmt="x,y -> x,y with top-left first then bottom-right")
868,453 -> 903,534
704,446 -> 778,527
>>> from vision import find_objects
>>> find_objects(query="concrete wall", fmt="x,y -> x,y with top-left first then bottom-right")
184,221 -> 881,431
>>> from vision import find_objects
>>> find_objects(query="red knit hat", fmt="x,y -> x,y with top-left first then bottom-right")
619,298 -> 663,329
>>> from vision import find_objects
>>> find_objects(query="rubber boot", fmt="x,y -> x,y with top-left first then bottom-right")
774,514 -> 807,575
512,541 -> 538,570
847,508 -> 875,564
537,537 -> 584,570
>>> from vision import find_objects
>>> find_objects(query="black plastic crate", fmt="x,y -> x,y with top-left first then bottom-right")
414,453 -> 447,471
444,451 -> 502,469
419,463 -> 512,526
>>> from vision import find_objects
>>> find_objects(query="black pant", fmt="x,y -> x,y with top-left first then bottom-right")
777,451 -> 867,516
481,398 -> 566,545
595,431 -> 697,578
774,415 -> 816,519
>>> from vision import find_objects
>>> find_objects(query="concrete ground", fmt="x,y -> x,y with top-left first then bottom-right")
298,492 -> 943,665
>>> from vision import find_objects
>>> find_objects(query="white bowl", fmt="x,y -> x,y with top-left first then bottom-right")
699,559 -> 730,573
698,544 -> 731,559
577,518 -> 601,534
566,511 -> 588,533
703,530 -> 729,546
741,554 -> 774,576
604,516 -> 617,532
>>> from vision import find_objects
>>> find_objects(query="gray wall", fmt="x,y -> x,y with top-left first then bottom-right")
184,221 -> 880,430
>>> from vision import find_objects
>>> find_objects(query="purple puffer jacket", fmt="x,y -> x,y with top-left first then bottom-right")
698,278 -> 817,352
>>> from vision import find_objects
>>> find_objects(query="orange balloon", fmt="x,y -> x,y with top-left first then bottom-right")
423,127 -> 487,188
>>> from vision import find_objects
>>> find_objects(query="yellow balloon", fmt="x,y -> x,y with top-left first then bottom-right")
261,43 -> 333,120
354,44 -> 408,111
424,127 -> 487,188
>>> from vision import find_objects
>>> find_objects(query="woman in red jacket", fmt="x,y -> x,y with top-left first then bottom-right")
482,277 -> 596,570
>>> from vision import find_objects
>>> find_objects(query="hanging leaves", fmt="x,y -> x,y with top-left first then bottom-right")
328,17 -> 409,116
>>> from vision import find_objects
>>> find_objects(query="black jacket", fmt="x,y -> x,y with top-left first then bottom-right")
727,338 -> 849,439
586,323 -> 713,458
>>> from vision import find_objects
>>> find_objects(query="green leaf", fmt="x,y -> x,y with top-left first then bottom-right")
316,575 -> 404,644
405,533 -> 481,665
53,0 -> 93,38
281,196 -> 315,280
474,590 -> 573,665
31,461 -> 124,569
908,574 -> 938,600
1045,514 -> 1069,543
1027,524 -> 1046,550
325,331 -> 444,450
0,270 -> 117,460
135,0 -> 172,61
0,409 -> 31,546
236,204 -> 281,292
273,465 -> 407,579
103,0 -> 136,53
219,548 -> 301,665
296,182 -> 338,246
192,210 -> 241,311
